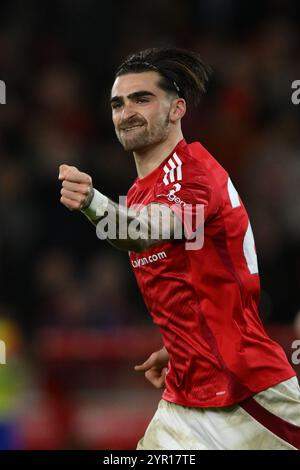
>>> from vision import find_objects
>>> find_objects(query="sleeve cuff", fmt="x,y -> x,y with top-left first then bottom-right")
81,189 -> 109,220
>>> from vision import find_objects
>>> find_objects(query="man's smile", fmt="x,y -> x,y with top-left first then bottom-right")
121,124 -> 145,132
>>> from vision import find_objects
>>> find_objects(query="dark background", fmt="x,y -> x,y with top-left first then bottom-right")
0,0 -> 299,449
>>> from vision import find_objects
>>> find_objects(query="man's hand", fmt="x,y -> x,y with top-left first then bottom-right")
59,164 -> 94,211
58,165 -> 181,253
134,347 -> 169,389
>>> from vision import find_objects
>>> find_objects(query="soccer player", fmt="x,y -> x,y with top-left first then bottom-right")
59,48 -> 300,449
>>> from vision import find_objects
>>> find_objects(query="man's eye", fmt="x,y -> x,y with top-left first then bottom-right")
112,102 -> 122,109
136,98 -> 149,103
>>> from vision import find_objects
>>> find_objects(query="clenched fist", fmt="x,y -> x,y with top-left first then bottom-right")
59,164 -> 94,211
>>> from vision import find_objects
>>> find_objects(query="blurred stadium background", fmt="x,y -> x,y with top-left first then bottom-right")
0,0 -> 300,449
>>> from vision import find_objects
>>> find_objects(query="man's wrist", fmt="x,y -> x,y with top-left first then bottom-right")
81,188 -> 109,220
81,188 -> 95,209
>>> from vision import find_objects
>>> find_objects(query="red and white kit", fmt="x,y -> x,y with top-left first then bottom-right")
127,139 -> 300,449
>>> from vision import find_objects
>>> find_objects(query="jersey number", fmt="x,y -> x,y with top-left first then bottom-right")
228,178 -> 258,274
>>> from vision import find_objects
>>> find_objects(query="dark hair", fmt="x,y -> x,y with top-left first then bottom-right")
115,47 -> 211,106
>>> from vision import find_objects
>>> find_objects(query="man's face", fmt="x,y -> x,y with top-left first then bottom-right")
111,71 -> 173,152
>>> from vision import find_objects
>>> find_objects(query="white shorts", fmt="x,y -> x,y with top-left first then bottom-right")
137,377 -> 300,450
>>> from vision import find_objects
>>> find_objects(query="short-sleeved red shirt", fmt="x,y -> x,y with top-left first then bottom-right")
127,139 -> 295,407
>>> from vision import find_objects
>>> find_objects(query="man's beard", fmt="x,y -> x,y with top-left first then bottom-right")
116,113 -> 170,152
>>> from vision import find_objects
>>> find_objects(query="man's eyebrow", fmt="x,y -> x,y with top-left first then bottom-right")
110,90 -> 155,104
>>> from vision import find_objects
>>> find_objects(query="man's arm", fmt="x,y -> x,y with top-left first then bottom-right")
59,164 -> 181,253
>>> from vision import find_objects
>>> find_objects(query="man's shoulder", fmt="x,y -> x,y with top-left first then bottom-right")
126,139 -> 228,204
185,141 -> 227,174
161,140 -> 209,183
169,140 -> 228,187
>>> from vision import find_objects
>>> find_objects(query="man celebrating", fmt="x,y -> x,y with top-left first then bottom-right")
59,47 -> 300,449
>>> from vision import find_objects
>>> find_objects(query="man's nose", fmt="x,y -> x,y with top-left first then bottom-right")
121,102 -> 137,121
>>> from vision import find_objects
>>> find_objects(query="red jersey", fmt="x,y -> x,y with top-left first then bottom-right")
127,139 -> 295,407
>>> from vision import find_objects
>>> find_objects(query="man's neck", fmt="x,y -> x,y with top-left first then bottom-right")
133,131 -> 184,179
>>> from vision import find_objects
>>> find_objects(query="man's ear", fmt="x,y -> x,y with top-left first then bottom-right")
169,98 -> 186,123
